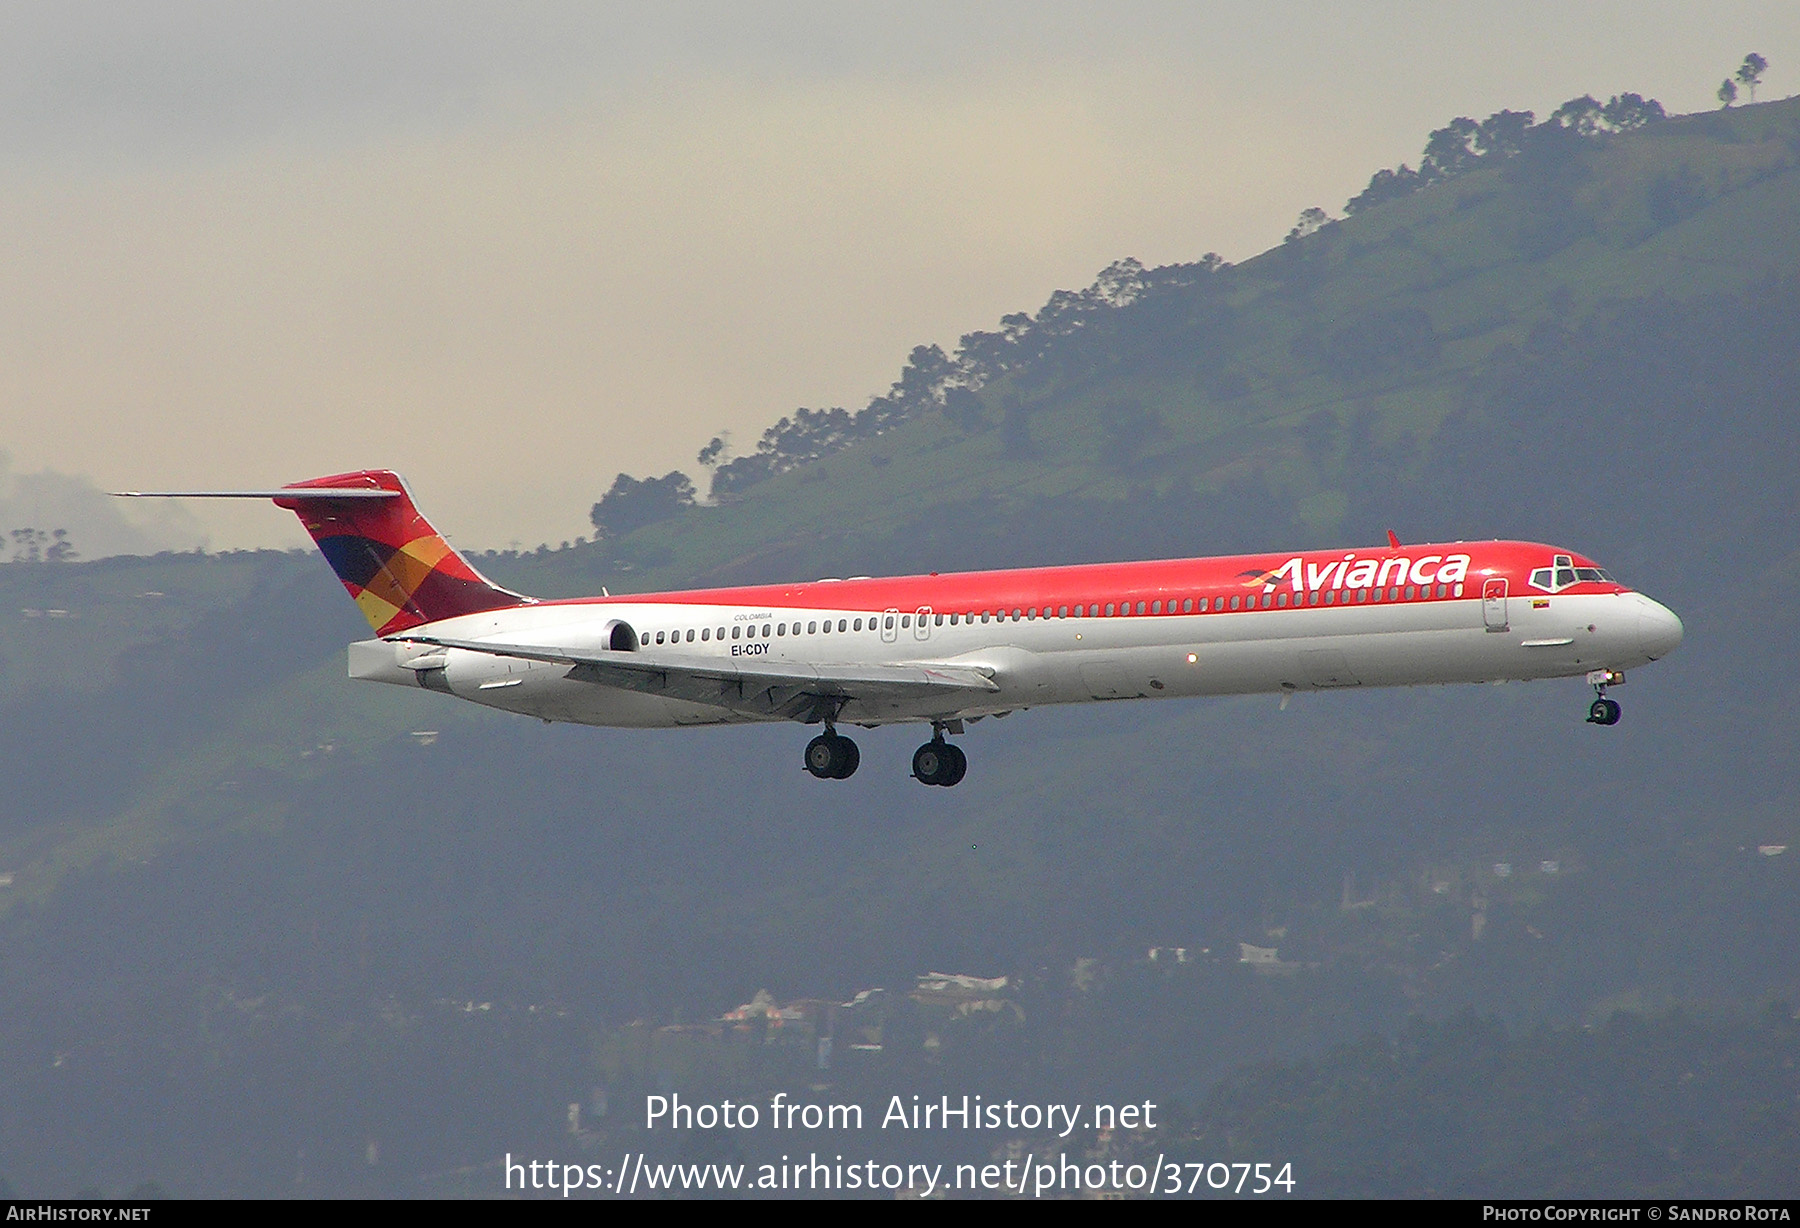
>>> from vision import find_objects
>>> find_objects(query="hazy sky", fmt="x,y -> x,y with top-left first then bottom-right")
1,2 -> 1793,552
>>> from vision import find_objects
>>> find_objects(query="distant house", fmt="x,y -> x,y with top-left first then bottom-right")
910,972 -> 1020,1021
911,972 -> 1008,1006
1238,943 -> 1303,976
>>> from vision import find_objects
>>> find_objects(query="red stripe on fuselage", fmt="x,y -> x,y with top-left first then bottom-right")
534,541 -> 1626,614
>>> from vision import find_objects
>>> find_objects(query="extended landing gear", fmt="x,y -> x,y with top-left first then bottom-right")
1587,697 -> 1621,726
804,730 -> 860,779
1586,669 -> 1624,726
912,732 -> 967,788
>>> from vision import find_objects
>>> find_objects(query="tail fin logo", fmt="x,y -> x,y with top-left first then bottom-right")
276,471 -> 529,634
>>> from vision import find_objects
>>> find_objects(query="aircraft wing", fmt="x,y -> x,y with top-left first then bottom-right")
392,634 -> 999,722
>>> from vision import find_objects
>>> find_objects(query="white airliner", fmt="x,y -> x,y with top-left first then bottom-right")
121,470 -> 1683,786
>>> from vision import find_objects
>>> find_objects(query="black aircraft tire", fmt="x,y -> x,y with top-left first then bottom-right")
832,736 -> 860,779
942,744 -> 967,787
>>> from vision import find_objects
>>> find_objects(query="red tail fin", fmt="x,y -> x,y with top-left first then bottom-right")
274,470 -> 530,635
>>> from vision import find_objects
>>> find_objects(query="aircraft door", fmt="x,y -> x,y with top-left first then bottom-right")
1482,578 -> 1509,632
914,606 -> 932,641
881,608 -> 899,643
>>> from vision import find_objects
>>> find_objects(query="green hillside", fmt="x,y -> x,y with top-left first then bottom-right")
2,96 -> 1799,1197
574,96 -> 1800,595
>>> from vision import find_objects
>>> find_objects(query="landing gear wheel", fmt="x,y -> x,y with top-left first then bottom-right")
1587,697 -> 1622,726
912,741 -> 948,785
805,733 -> 860,779
912,739 -> 967,787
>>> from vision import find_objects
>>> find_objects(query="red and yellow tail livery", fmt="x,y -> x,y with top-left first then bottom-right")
274,470 -> 529,635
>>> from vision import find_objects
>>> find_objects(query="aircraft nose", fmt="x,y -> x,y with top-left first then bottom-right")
1637,597 -> 1684,660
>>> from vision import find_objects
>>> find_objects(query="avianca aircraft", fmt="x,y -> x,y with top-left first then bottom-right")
123,470 -> 1683,787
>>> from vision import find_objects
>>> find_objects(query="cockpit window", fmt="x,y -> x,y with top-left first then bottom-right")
1531,560 -> 1620,593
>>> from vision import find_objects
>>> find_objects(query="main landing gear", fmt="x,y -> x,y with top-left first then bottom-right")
804,729 -> 860,779
1586,669 -> 1623,726
802,723 -> 967,785
912,729 -> 967,788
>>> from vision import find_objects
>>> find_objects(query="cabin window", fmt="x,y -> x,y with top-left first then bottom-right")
1198,597 -> 1209,612
1404,586 -> 1416,601
1058,605 -> 1068,618
949,613 -> 959,625
935,613 -> 944,626
1150,600 -> 1161,614
1453,583 -> 1464,597
1026,608 -> 1036,619
655,631 -> 665,644
1389,587 -> 1400,601
684,629 -> 693,642
837,619 -> 847,631
901,615 -> 910,629
700,627 -> 710,641
777,623 -> 786,636
762,624 -> 771,637
731,625 -> 741,639
1132,601 -> 1143,615
1277,593 -> 1289,608
853,618 -> 863,631
1308,591 -> 1319,605
804,620 -> 813,634
883,614 -> 895,630
1104,603 -> 1115,616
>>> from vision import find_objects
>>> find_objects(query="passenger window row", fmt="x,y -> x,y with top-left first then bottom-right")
637,581 -> 1471,645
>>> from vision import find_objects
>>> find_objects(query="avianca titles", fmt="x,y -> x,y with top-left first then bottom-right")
120,470 -> 1684,787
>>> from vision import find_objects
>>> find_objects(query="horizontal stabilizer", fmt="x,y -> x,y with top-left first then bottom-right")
116,470 -> 529,634
114,488 -> 400,499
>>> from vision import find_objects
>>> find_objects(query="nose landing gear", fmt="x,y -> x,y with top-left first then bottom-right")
912,729 -> 968,787
804,728 -> 860,778
1586,669 -> 1623,726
